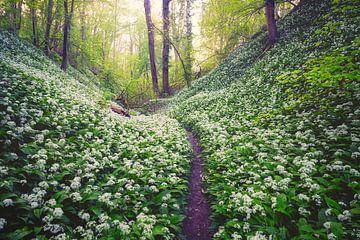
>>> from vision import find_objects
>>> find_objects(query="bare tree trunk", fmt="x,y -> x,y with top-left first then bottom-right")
170,1 -> 179,83
30,0 -> 39,47
112,0 -> 118,60
50,3 -> 60,53
184,0 -> 193,86
265,0 -> 279,46
16,0 -> 23,32
80,2 -> 86,65
61,0 -> 74,71
44,0 -> 54,56
162,0 -> 171,95
144,0 -> 159,95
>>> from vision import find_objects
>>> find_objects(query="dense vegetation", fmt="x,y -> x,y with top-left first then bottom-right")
1,0 -> 359,239
172,0 -> 360,239
0,30 -> 193,239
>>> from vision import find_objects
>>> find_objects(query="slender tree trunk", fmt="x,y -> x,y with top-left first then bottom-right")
171,1 -> 178,83
50,3 -> 60,53
162,0 -> 171,95
113,0 -> 118,60
16,0 -> 23,32
80,2 -> 86,65
30,0 -> 39,47
44,0 -> 54,56
184,0 -> 193,86
8,2 -> 16,32
144,0 -> 159,95
61,0 -> 74,71
265,0 -> 279,46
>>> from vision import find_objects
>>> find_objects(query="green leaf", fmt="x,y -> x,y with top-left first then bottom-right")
91,205 -> 102,216
7,227 -> 33,240
325,197 -> 341,211
276,194 -> 290,216
152,225 -> 164,236
330,222 -> 343,238
349,207 -> 360,215
297,218 -> 314,234
34,209 -> 43,219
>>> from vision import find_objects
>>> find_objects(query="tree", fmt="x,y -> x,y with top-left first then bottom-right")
61,0 -> 75,71
162,0 -> 172,95
265,0 -> 279,46
30,0 -> 39,47
5,0 -> 23,33
184,0 -> 193,86
144,0 -> 159,95
44,0 -> 54,56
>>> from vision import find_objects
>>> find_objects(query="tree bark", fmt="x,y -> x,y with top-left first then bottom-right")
61,0 -> 74,71
162,0 -> 171,95
265,0 -> 279,46
16,0 -> 23,32
171,1 -> 179,83
44,0 -> 54,56
144,0 -> 160,95
184,0 -> 193,86
30,0 -> 39,47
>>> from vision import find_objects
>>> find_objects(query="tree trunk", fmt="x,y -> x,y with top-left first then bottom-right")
171,1 -> 179,83
265,0 -> 279,46
16,0 -> 23,32
162,0 -> 171,95
144,0 -> 159,95
80,2 -> 86,65
61,0 -> 74,71
30,0 -> 39,47
44,0 -> 54,56
50,3 -> 61,53
184,0 -> 193,86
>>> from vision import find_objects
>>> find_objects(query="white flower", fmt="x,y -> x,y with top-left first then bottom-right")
325,208 -> 332,216
53,208 -> 64,218
232,232 -> 242,240
70,177 -> 81,189
39,181 -> 49,189
323,222 -> 331,229
70,192 -> 82,202
298,193 -> 310,202
337,210 -> 351,221
0,218 -> 7,230
79,211 -> 90,222
327,233 -> 337,240
47,199 -> 56,206
3,199 -> 14,207
298,207 -> 311,216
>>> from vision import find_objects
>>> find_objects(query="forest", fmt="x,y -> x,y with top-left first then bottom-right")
0,0 -> 359,239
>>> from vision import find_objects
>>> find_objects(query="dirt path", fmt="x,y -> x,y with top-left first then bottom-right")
183,131 -> 212,240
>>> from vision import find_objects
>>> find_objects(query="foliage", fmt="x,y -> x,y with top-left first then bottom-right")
0,30 -> 192,239
172,0 -> 360,238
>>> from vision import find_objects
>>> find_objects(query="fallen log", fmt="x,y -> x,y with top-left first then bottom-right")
110,104 -> 131,118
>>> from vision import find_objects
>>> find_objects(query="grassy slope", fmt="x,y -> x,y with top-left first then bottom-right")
172,0 -> 360,239
0,30 -> 193,239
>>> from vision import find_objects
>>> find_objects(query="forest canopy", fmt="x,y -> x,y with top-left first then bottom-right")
0,0 -> 299,107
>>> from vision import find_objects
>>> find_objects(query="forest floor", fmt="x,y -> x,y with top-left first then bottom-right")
183,131 -> 213,240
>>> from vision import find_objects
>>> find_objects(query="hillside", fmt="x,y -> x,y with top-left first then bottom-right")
0,0 -> 359,239
0,30 -> 193,239
172,0 -> 360,239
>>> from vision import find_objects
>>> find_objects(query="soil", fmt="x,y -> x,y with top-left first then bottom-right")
183,131 -> 213,240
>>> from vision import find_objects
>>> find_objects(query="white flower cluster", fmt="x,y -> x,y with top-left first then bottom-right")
172,0 -> 360,238
0,28 -> 191,239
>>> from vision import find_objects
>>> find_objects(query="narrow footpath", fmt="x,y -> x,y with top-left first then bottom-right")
183,131 -> 212,240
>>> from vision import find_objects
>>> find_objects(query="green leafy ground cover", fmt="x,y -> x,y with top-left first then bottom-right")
0,30 -> 192,239
1,0 -> 360,239
172,0 -> 360,239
